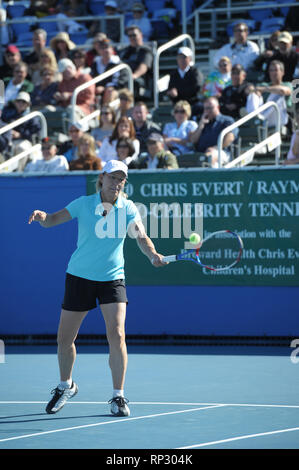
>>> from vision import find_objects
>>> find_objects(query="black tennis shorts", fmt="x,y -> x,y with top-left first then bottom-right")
62,273 -> 128,311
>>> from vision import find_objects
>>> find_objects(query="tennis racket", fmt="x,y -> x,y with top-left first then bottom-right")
163,230 -> 244,272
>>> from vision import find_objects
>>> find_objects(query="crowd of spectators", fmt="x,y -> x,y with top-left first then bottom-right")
0,0 -> 299,170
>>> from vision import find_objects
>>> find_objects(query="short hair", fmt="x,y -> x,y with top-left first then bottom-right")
174,100 -> 192,118
33,28 -> 47,40
269,60 -> 285,73
233,22 -> 248,32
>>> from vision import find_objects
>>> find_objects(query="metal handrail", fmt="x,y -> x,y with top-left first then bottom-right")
153,34 -> 195,109
0,143 -> 41,173
70,63 -> 134,124
0,111 -> 47,138
217,101 -> 281,168
187,1 -> 297,41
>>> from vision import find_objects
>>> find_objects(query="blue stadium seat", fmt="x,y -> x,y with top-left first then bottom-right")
88,0 -> 106,15
171,0 -> 193,15
249,2 -> 274,22
277,0 -> 291,16
69,31 -> 88,45
7,4 -> 26,18
259,16 -> 285,33
151,19 -> 169,39
38,16 -> 60,34
145,0 -> 165,15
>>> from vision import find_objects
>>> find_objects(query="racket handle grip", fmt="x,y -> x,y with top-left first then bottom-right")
162,255 -> 177,263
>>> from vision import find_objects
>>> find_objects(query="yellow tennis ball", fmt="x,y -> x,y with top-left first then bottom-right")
189,233 -> 201,244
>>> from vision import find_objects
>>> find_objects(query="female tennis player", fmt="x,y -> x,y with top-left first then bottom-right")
28,160 -> 167,417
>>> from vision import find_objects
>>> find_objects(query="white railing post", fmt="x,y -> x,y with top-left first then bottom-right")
217,101 -> 281,168
70,64 -> 134,124
153,34 -> 195,109
0,111 -> 47,139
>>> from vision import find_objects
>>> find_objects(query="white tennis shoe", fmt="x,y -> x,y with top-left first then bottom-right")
46,382 -> 78,414
108,396 -> 130,416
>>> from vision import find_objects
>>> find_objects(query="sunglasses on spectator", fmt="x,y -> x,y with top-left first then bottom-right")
117,144 -> 129,149
234,28 -> 248,32
128,34 -> 137,38
174,109 -> 186,114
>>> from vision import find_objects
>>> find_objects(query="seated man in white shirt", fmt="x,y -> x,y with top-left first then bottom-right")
213,22 -> 259,71
24,137 -> 69,172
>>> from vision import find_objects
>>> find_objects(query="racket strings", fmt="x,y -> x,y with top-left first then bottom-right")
198,233 -> 242,270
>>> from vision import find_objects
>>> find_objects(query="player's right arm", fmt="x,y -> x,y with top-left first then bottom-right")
28,208 -> 72,227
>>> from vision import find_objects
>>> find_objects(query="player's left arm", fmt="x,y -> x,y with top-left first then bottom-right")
132,219 -> 167,267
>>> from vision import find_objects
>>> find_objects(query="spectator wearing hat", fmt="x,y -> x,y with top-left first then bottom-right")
23,29 -> 47,79
24,137 -> 69,173
2,92 -> 42,156
50,32 -> 76,62
167,47 -> 203,113
90,39 -> 129,103
136,133 -> 178,169
54,58 -> 95,119
119,26 -> 153,99
255,31 -> 298,82
213,22 -> 259,71
219,64 -> 253,120
3,62 -> 34,105
0,45 -> 22,80
89,1 -> 120,43
125,3 -> 152,42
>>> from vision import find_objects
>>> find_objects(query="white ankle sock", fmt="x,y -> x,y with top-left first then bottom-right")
113,389 -> 124,398
59,379 -> 72,389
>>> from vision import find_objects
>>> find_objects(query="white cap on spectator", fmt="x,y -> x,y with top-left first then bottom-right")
105,0 -> 118,8
102,159 -> 128,176
68,121 -> 89,132
178,47 -> 193,58
58,58 -> 76,73
16,91 -> 31,104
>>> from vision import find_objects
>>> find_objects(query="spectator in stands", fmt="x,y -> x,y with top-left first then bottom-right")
166,47 -> 203,115
202,56 -> 232,98
70,48 -> 91,75
69,134 -> 103,171
0,45 -> 22,80
2,92 -> 42,155
189,96 -> 237,168
116,0 -> 136,12
54,58 -> 95,120
24,137 -> 69,172
30,48 -> 60,86
119,26 -> 153,100
60,0 -> 88,17
4,62 -> 34,105
254,60 -> 292,130
219,64 -> 252,120
98,115 -> 140,163
116,137 -> 136,167
23,29 -> 47,79
25,0 -> 59,17
132,102 -> 161,153
50,32 -> 76,61
163,100 -> 198,156
136,133 -> 179,169
0,109 -> 12,163
284,112 -> 299,165
59,121 -> 88,162
116,88 -> 134,119
255,31 -> 298,82
284,3 -> 299,33
91,39 -> 128,103
253,30 -> 280,79
31,66 -> 59,111
89,0 -> 120,43
213,22 -> 259,71
125,3 -> 152,42
91,105 -> 116,149
85,33 -> 108,67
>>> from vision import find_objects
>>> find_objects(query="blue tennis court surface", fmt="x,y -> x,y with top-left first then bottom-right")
0,344 -> 299,450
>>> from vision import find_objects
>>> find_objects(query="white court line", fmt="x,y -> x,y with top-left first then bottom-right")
0,404 -> 224,444
177,426 -> 299,449
1,401 -> 299,409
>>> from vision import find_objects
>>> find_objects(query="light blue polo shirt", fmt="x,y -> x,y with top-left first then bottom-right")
65,192 -> 141,282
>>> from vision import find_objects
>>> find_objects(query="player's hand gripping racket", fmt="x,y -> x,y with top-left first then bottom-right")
163,230 -> 244,271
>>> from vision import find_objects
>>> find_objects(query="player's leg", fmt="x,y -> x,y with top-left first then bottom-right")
101,302 -> 130,416
45,309 -> 88,414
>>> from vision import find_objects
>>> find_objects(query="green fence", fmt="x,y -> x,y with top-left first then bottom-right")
87,167 -> 299,286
